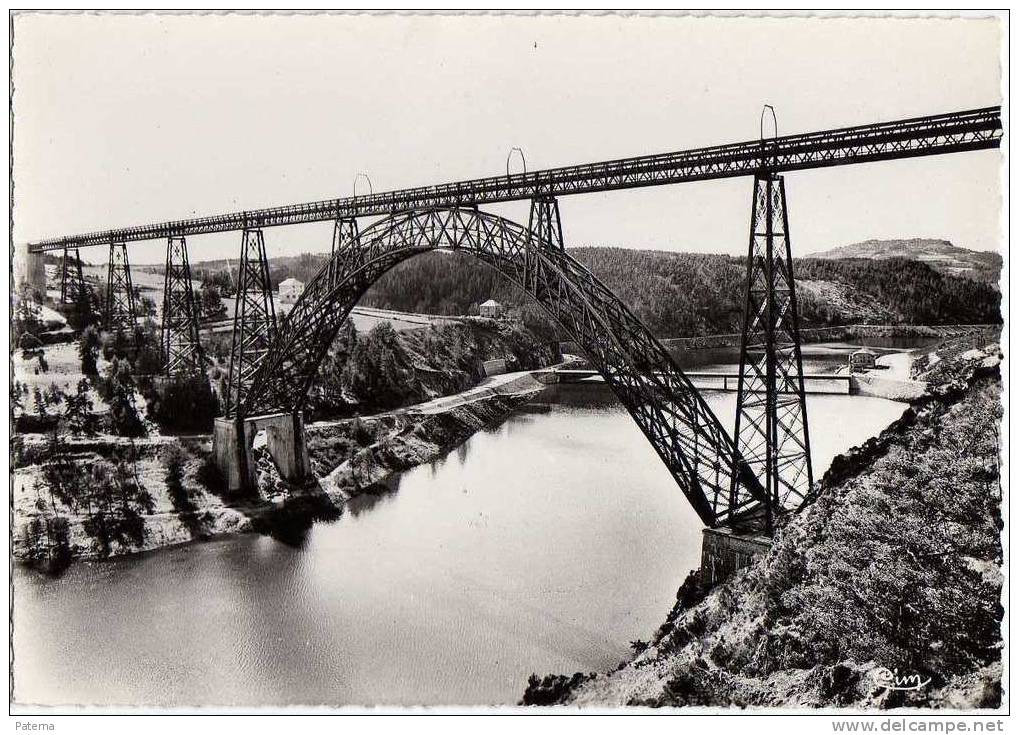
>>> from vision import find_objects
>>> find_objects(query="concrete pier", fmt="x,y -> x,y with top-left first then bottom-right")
700,526 -> 773,587
14,243 -> 46,296
213,412 -> 311,493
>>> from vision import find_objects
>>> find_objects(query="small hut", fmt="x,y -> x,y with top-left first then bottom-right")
849,347 -> 877,372
479,299 -> 504,318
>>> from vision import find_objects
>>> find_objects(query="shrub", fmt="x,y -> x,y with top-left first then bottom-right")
131,321 -> 164,376
78,326 -> 101,376
350,415 -> 375,446
97,358 -> 146,437
196,454 -> 227,496
162,444 -> 207,539
13,295 -> 43,346
144,374 -> 220,433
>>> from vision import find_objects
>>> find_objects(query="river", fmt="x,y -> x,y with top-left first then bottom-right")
12,340 -> 928,708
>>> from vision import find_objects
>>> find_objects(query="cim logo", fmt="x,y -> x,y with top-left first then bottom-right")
873,667 -> 932,692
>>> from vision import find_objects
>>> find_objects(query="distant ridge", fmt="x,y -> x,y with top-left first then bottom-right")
807,238 -> 1001,284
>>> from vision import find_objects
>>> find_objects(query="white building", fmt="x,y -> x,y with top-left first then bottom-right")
278,277 -> 304,304
479,299 -> 504,318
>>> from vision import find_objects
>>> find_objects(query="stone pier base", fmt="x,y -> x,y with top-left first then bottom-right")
700,526 -> 773,587
213,412 -> 312,493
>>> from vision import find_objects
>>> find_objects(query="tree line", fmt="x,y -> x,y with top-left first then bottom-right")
345,248 -> 1001,337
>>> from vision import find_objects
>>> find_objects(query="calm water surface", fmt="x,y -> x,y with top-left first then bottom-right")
14,347 -> 917,707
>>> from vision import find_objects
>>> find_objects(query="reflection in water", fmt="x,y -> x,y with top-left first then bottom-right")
14,371 -> 909,708
344,474 -> 403,518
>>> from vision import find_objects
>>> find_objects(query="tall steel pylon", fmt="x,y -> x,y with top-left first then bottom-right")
732,172 -> 813,532
160,236 -> 204,376
60,247 -> 86,305
104,242 -> 137,337
224,228 -> 277,419
328,217 -> 359,286
525,196 -> 565,291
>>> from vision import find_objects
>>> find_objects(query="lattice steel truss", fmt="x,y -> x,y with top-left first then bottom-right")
241,206 -> 765,527
328,217 -> 360,285
29,106 -> 1001,252
161,236 -> 204,376
104,242 -> 137,337
224,229 -> 277,418
732,173 -> 813,530
526,197 -> 564,290
60,247 -> 86,305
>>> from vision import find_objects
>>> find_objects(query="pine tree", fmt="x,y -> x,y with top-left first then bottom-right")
79,325 -> 101,376
64,379 -> 97,436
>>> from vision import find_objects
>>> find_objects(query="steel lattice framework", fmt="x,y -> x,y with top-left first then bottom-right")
27,106 -> 1001,252
732,174 -> 813,530
161,236 -> 204,376
104,242 -> 137,337
329,217 -> 359,284
241,206 -> 765,527
59,247 -> 86,305
225,229 -> 278,418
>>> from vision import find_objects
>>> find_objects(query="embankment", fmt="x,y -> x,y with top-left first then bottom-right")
523,338 -> 1003,709
13,371 -> 548,572
307,372 -> 547,498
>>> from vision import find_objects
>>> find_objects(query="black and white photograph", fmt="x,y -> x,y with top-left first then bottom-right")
8,9 -> 1008,721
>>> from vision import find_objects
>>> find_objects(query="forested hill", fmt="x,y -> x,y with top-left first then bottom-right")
809,238 -> 1002,284
192,246 -> 1001,339
354,247 -> 1000,338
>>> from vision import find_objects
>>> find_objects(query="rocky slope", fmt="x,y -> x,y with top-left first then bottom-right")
523,338 -> 1003,709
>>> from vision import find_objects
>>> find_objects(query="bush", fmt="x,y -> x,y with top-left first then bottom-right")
61,291 -> 99,332
97,358 -> 146,437
13,294 -> 44,346
20,515 -> 75,576
350,415 -> 375,446
132,321 -> 164,376
144,374 -> 220,433
162,444 -> 207,539
196,454 -> 227,496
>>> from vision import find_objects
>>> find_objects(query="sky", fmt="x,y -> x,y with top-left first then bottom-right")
12,12 -> 1004,266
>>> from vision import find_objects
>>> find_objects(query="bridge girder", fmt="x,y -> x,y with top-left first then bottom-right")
27,106 -> 1001,252
238,205 -> 765,527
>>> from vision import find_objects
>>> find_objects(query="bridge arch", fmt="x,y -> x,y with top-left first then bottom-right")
244,207 -> 763,527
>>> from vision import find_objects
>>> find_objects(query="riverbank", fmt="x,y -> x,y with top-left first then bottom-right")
12,368 -> 549,572
523,336 -> 1003,709
307,371 -> 548,498
661,323 -> 997,352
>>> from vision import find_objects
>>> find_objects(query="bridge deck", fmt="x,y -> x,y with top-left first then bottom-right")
28,106 -> 1000,252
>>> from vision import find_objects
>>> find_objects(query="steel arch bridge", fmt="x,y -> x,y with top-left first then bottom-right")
25,104 -> 1001,531
239,206 -> 765,528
